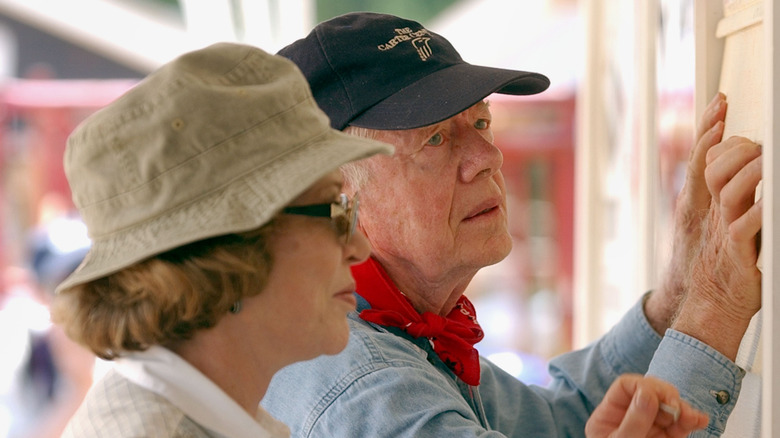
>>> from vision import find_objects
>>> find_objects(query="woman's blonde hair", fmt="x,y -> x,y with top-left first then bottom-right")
51,224 -> 276,360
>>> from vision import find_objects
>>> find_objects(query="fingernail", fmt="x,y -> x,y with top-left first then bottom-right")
710,93 -> 720,105
635,389 -> 651,410
709,120 -> 724,134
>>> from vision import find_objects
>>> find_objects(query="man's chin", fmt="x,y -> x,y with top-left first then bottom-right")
476,239 -> 513,268
482,250 -> 511,268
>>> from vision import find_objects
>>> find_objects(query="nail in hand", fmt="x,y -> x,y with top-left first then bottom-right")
659,402 -> 680,422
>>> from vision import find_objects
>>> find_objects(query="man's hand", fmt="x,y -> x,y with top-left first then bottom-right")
585,374 -> 709,438
645,93 -> 727,334
672,134 -> 762,360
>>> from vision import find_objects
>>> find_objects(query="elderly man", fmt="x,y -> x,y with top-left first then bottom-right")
262,12 -> 762,437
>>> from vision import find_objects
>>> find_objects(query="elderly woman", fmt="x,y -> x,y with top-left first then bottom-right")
51,42 -> 392,438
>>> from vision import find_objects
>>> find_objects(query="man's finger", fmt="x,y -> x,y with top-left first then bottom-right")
612,388 -> 658,437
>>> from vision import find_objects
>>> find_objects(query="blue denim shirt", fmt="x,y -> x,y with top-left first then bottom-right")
262,294 -> 744,437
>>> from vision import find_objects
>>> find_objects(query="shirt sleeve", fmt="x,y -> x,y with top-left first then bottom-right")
544,295 -> 663,411
544,293 -> 745,438
467,296 -> 663,436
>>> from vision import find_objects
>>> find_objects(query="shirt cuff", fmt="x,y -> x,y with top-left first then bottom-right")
647,329 -> 746,436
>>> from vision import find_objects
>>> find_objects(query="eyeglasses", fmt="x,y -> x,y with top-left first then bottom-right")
282,193 -> 359,243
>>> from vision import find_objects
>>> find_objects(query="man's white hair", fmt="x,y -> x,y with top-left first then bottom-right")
341,126 -> 379,192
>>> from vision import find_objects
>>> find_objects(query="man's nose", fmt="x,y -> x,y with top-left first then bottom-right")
458,130 -> 503,183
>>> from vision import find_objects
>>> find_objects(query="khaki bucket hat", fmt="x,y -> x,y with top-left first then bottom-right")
57,42 -> 393,293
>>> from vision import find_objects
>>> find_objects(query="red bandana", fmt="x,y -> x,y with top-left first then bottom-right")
353,258 -> 484,386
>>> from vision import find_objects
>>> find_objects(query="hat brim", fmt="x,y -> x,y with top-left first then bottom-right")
56,130 -> 392,293
347,63 -> 550,130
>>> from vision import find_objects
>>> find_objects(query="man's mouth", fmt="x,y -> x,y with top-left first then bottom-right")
465,201 -> 500,220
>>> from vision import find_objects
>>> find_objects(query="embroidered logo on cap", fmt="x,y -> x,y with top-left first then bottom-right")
377,27 -> 433,61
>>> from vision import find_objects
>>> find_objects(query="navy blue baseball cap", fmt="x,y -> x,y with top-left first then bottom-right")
278,12 -> 550,130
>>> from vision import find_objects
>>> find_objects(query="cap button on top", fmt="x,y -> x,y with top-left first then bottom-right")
709,389 -> 730,405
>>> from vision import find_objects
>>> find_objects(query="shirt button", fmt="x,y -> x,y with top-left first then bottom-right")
710,390 -> 730,405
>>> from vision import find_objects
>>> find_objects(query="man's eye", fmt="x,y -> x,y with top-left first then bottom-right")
427,132 -> 444,146
475,119 -> 489,130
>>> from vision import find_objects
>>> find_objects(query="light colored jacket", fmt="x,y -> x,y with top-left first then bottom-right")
63,346 -> 290,438
62,369 -> 217,438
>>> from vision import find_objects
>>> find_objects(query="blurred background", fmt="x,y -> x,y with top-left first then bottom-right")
0,0 -> 696,437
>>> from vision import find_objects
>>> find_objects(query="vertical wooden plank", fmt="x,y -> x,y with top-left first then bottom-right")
637,0 -> 658,292
573,0 -> 606,348
694,1 -> 723,123
696,2 -> 770,435
762,1 -> 778,435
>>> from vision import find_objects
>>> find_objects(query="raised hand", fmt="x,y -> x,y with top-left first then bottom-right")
645,92 -> 728,334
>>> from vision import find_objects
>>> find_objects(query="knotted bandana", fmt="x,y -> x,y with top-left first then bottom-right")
354,257 -> 484,386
